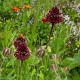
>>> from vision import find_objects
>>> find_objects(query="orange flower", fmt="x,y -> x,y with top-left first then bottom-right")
12,7 -> 22,12
19,34 -> 24,37
24,5 -> 31,9
42,17 -> 47,22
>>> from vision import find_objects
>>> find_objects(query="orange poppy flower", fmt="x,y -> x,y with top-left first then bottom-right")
19,34 -> 24,37
12,7 -> 22,12
24,5 -> 31,9
42,17 -> 47,22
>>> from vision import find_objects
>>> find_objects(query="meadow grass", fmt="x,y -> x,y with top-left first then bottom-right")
0,0 -> 80,80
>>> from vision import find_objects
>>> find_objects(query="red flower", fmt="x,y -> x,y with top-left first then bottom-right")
12,7 -> 22,12
14,34 -> 30,60
42,17 -> 47,22
44,6 -> 63,25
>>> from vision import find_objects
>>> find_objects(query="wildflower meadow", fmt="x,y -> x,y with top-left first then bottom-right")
0,0 -> 80,80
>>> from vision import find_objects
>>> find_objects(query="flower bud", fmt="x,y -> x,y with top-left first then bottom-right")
36,46 -> 45,58
52,54 -> 57,60
3,48 -> 10,56
51,64 -> 57,70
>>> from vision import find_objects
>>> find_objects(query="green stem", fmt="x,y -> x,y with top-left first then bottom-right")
20,60 -> 23,80
46,24 -> 54,49
17,60 -> 20,80
18,60 -> 23,80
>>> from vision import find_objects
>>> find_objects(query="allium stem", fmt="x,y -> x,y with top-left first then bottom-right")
20,60 -> 23,80
18,60 -> 23,80
46,24 -> 54,49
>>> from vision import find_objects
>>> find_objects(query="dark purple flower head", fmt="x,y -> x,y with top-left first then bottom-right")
14,36 -> 26,48
14,47 -> 30,60
17,43 -> 29,52
14,34 -> 30,60
45,6 -> 63,25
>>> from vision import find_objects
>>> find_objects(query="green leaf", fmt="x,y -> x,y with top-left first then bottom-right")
39,71 -> 44,80
62,50 -> 80,69
71,70 -> 80,80
31,68 -> 36,76
7,70 -> 15,78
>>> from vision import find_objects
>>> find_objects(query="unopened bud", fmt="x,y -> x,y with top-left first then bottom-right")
63,67 -> 69,72
51,64 -> 57,70
52,54 -> 57,60
36,46 -> 45,58
3,48 -> 10,56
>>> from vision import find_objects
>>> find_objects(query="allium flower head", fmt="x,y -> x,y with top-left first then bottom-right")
14,34 -> 30,60
14,34 -> 26,48
44,6 -> 63,25
14,47 -> 30,60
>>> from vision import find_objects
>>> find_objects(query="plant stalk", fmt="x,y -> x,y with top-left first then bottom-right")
18,60 -> 23,80
46,24 -> 54,49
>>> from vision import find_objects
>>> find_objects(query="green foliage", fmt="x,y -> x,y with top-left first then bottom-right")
62,50 -> 80,69
0,0 -> 80,80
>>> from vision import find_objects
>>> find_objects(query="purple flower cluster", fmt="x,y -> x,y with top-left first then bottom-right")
14,35 -> 30,60
45,7 -> 63,25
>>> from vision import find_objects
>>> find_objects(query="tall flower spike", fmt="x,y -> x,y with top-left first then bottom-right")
45,6 -> 63,25
14,35 -> 30,60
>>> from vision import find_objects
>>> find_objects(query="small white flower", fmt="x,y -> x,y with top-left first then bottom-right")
64,15 -> 70,21
69,21 -> 74,25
